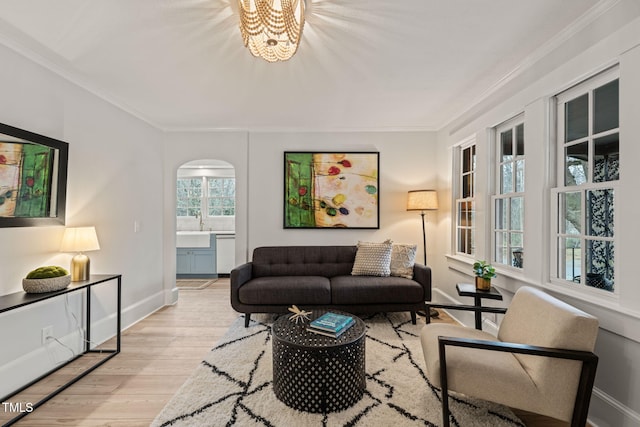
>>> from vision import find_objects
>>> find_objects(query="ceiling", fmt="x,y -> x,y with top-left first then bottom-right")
0,0 -> 604,131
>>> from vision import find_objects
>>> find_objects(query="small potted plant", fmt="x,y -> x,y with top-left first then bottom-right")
473,260 -> 496,291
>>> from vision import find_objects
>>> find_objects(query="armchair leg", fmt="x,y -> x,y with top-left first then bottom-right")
439,338 -> 451,427
244,313 -> 251,327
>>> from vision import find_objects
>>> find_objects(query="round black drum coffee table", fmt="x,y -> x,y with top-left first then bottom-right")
271,310 -> 366,413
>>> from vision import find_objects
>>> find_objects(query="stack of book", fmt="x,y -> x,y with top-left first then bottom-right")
307,312 -> 355,338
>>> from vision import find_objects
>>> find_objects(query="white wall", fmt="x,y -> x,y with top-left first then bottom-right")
246,131 -> 439,254
0,43 -> 165,397
433,1 -> 640,425
162,130 -> 438,303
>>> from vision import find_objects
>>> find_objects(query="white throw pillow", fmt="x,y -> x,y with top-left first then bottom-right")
351,240 -> 393,276
390,244 -> 417,279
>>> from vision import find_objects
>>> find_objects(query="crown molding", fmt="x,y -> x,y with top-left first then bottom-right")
440,0 -> 622,133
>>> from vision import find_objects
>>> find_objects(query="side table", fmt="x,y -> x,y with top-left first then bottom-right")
426,283 -> 505,330
456,283 -> 503,330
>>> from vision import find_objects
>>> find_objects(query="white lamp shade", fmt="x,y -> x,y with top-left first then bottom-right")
60,227 -> 101,253
407,190 -> 438,211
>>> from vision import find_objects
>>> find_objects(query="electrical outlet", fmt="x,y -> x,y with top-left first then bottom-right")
42,325 -> 53,344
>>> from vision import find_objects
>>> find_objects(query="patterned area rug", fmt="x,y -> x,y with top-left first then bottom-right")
152,313 -> 524,427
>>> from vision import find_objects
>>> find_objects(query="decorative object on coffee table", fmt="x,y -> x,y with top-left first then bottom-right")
22,266 -> 71,293
473,260 -> 496,291
272,310 -> 366,413
287,305 -> 312,324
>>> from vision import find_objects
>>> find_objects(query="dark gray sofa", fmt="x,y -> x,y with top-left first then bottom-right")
231,246 -> 432,327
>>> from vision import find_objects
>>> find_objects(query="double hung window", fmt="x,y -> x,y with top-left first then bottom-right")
493,115 -> 525,268
456,143 -> 476,256
177,177 -> 236,217
552,67 -> 619,293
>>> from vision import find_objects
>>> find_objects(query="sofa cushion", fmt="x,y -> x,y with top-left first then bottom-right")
252,246 -> 356,278
390,244 -> 417,279
331,275 -> 424,304
351,240 -> 392,276
238,276 -> 331,305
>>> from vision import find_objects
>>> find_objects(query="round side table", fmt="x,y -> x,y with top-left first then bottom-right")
271,310 -> 366,413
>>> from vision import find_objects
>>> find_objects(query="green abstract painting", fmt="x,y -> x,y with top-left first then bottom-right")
284,152 -> 379,229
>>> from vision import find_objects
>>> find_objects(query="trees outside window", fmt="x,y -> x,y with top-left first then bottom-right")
553,67 -> 618,293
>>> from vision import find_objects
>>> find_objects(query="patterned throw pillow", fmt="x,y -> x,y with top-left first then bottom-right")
351,240 -> 393,276
390,244 -> 417,279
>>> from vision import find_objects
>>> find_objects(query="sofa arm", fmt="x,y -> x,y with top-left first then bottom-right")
231,262 -> 253,290
413,263 -> 432,301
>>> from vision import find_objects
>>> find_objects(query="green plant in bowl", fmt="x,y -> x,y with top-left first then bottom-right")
26,266 -> 69,279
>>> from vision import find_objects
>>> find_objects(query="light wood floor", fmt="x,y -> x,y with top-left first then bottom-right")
5,279 -> 572,426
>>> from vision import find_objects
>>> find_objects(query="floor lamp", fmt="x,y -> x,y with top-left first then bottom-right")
407,190 -> 438,317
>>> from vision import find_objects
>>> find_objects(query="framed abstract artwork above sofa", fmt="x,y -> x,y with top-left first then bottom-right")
284,152 -> 379,229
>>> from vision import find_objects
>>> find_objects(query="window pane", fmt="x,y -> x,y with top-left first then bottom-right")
516,123 -> 524,156
565,94 -> 588,142
463,147 -> 472,173
558,237 -> 581,282
512,247 -> 523,268
495,198 -> 507,230
510,197 -> 523,231
586,189 -> 614,237
565,142 -> 588,186
593,79 -> 619,134
501,163 -> 513,194
593,133 -> 619,182
515,160 -> 525,192
466,229 -> 474,255
462,174 -> 472,198
501,129 -> 513,162
559,192 -> 581,234
495,231 -> 508,264
586,240 -> 614,292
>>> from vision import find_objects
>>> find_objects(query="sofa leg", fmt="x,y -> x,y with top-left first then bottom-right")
411,311 -> 417,325
244,313 -> 251,327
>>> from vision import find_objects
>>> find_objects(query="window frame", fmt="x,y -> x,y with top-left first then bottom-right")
455,140 -> 477,257
177,176 -> 236,218
550,66 -> 619,297
492,114 -> 525,270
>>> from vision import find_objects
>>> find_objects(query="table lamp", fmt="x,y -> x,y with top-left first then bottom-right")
60,226 -> 101,281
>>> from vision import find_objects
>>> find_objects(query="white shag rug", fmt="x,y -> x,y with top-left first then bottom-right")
152,313 -> 524,427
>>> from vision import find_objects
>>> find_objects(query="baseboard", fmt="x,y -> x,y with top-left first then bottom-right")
588,387 -> 640,427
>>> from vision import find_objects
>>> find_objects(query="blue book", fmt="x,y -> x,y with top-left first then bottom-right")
307,318 -> 355,338
309,312 -> 353,333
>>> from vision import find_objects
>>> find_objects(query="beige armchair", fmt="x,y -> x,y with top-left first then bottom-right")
421,286 -> 599,427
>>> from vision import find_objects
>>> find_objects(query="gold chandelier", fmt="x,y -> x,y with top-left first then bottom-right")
238,0 -> 305,62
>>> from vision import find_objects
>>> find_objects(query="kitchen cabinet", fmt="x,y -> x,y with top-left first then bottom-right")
177,234 -> 216,277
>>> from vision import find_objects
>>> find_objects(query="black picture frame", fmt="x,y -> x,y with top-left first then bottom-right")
0,122 -> 68,227
284,151 -> 380,229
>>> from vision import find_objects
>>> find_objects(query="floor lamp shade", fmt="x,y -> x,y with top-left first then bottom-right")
406,190 -> 438,265
60,227 -> 101,281
406,190 -> 439,212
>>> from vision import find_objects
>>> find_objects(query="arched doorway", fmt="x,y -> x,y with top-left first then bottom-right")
175,159 -> 236,283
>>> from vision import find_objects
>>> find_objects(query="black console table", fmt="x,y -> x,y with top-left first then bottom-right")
0,274 -> 121,426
